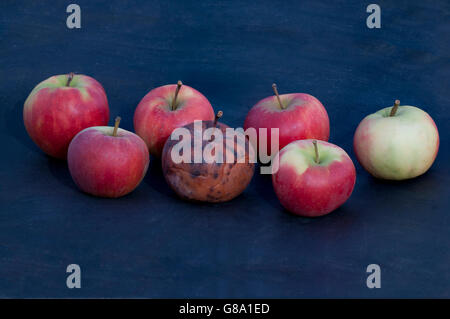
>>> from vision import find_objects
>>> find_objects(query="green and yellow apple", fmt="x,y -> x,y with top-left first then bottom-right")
354,100 -> 439,180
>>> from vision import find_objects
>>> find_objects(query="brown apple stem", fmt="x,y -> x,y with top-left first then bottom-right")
112,116 -> 121,137
214,110 -> 223,127
66,72 -> 74,87
390,99 -> 400,117
171,80 -> 183,110
312,140 -> 319,164
209,111 -> 223,142
272,83 -> 285,110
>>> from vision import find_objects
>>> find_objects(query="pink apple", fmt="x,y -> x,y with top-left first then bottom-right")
354,100 -> 439,180
134,81 -> 215,157
68,117 -> 149,198
244,84 -> 330,156
23,73 -> 109,159
272,139 -> 356,217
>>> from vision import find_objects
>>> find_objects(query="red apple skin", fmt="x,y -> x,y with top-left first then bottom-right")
244,93 -> 329,156
23,74 -> 109,159
134,84 -> 215,157
272,140 -> 356,217
67,126 -> 149,198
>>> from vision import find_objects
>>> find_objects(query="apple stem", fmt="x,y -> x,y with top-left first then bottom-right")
209,111 -> 223,142
312,140 -> 320,164
272,83 -> 285,110
112,116 -> 121,137
390,99 -> 400,117
66,72 -> 74,87
214,110 -> 223,127
171,80 -> 183,110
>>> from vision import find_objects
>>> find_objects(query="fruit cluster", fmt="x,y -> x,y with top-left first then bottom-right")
23,73 -> 439,217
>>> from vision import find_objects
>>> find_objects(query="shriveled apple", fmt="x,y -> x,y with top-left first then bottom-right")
162,112 -> 255,203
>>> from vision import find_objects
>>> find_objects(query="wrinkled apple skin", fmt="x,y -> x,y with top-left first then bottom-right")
354,105 -> 439,180
23,74 -> 109,159
244,93 -> 329,156
134,84 -> 215,157
68,126 -> 149,198
162,121 -> 255,203
272,140 -> 356,217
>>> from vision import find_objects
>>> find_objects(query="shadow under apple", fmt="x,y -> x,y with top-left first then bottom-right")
46,155 -> 79,192
144,156 -> 178,199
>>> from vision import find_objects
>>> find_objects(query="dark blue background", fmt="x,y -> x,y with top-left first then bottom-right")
0,0 -> 449,298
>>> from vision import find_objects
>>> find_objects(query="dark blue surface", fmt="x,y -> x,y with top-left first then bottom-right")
0,0 -> 449,298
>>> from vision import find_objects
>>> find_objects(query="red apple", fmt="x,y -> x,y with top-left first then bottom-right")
68,117 -> 149,198
134,81 -> 215,157
244,84 -> 329,156
23,73 -> 109,159
272,139 -> 356,217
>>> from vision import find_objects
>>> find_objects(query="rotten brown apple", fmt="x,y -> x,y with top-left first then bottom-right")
162,112 -> 255,203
